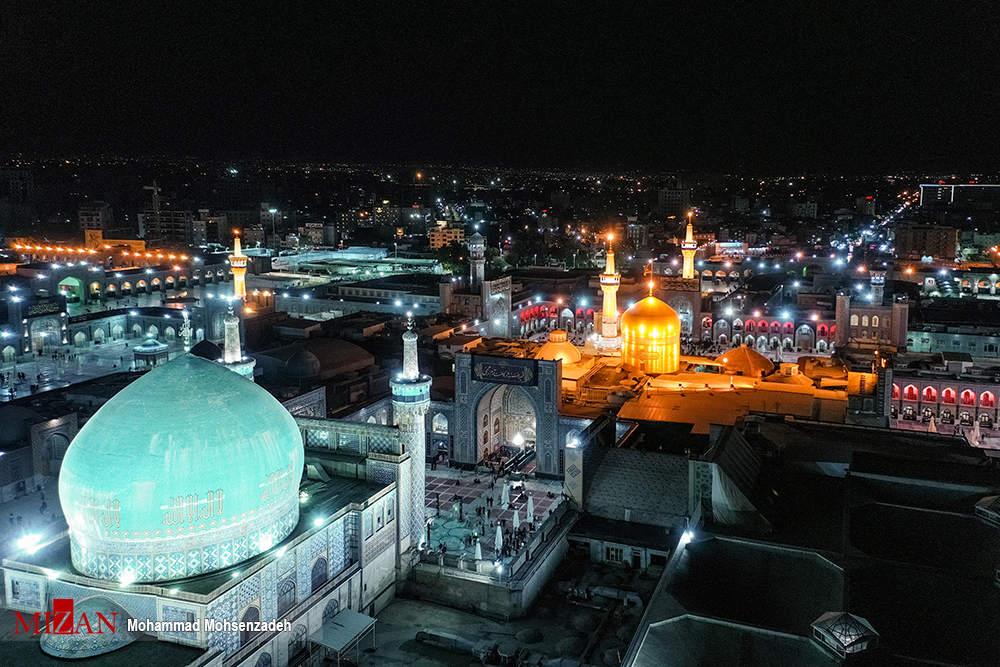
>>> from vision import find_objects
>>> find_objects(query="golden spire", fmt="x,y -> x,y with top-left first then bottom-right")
645,261 -> 654,297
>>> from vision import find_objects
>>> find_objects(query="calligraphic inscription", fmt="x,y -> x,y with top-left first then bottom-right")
260,465 -> 294,502
472,354 -> 537,386
490,276 -> 512,296
78,497 -> 121,528
27,300 -> 60,316
161,489 -> 225,525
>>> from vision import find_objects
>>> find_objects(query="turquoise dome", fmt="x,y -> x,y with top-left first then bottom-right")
59,354 -> 303,583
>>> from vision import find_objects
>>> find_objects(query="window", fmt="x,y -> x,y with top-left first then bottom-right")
923,386 -> 937,402
862,315 -> 869,327
962,390 -> 976,406
312,558 -> 328,591
872,316 -> 879,327
240,607 -> 261,646
850,314 -> 859,326
982,392 -> 995,408
288,625 -> 307,659
892,384 -> 899,399
277,579 -> 296,618
605,547 -> 624,563
904,385 -> 918,401
943,388 -> 956,404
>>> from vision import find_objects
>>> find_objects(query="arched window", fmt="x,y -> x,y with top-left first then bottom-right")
982,391 -> 995,408
240,606 -> 261,646
322,599 -> 340,622
872,316 -> 879,327
702,317 -> 712,329
312,557 -> 328,591
942,388 -> 956,404
892,384 -> 899,399
288,625 -> 307,659
493,417 -> 500,434
732,318 -> 743,330
817,324 -> 828,336
962,390 -> 976,406
861,315 -> 869,327
432,413 -> 448,433
277,579 -> 296,617
904,385 -> 918,401
923,386 -> 937,402
482,413 -> 488,428
850,314 -> 859,326
745,321 -> 755,332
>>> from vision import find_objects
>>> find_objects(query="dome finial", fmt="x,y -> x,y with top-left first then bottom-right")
645,261 -> 654,297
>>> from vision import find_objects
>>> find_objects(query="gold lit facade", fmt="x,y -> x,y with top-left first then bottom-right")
620,296 -> 681,374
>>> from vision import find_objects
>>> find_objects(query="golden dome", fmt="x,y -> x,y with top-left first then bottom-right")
535,329 -> 582,364
620,296 -> 681,374
620,296 -> 681,334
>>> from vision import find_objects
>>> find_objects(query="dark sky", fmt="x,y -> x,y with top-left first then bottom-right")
1,2 -> 997,172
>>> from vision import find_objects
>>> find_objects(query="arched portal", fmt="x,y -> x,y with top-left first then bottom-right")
30,318 -> 60,353
74,331 -> 87,347
475,384 -> 538,463
57,276 -> 84,303
2,345 -> 16,363
668,296 -> 694,338
121,282 -> 132,296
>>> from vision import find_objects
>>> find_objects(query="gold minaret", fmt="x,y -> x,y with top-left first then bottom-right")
229,231 -> 248,300
597,233 -> 621,351
681,211 -> 697,280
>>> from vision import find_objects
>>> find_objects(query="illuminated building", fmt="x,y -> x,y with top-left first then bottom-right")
58,354 -> 304,583
598,235 -> 622,351
681,212 -> 697,280
229,232 -> 248,300
389,315 -> 432,550
620,294 -> 681,375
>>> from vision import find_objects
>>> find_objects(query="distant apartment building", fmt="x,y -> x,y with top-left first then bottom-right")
657,187 -> 690,217
138,207 -> 194,245
189,209 -> 229,246
788,202 -> 818,219
242,225 -> 266,246
302,222 -> 324,245
430,224 -> 465,249
78,201 -> 112,231
894,223 -> 959,260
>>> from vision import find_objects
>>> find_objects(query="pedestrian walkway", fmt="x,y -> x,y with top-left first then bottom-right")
0,478 -> 65,566
0,336 -> 186,402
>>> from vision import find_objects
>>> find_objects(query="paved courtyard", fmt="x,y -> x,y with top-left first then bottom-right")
424,470 -> 563,564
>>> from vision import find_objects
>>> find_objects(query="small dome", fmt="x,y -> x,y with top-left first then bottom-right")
535,330 -> 582,364
715,346 -> 774,378
133,338 -> 168,353
190,339 -> 222,360
59,354 -> 303,583
41,596 -> 140,658
285,347 -> 321,379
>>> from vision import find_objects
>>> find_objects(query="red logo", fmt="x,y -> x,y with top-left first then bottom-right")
13,598 -> 117,635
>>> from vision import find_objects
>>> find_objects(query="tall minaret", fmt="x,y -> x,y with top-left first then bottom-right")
870,269 -> 886,305
469,232 -> 486,289
221,303 -> 256,380
597,234 -> 621,351
229,231 -> 248,300
390,314 -> 432,551
681,211 -> 697,280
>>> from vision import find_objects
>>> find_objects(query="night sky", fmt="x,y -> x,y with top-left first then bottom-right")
1,3 -> 997,172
